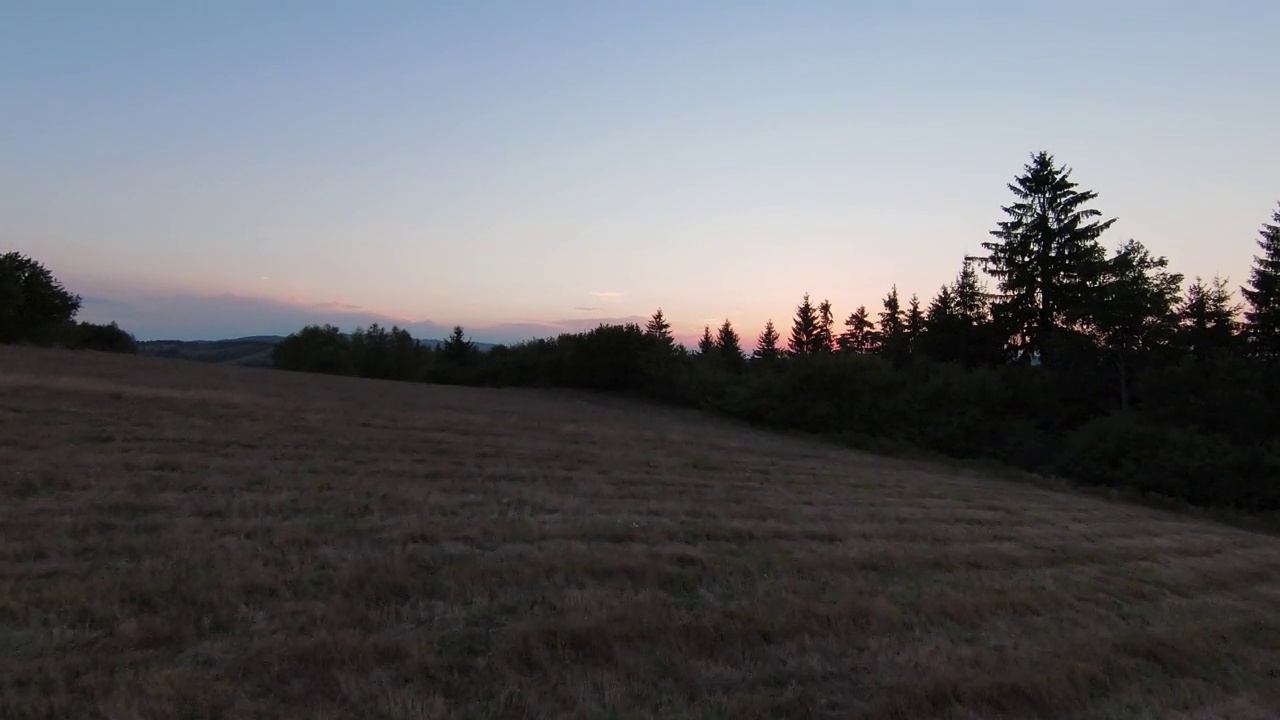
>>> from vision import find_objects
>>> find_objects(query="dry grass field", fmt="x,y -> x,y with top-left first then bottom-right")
3,346 -> 1280,719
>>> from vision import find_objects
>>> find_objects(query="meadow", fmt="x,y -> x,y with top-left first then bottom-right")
3,346 -> 1279,719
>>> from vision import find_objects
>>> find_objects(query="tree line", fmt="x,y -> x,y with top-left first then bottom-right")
274,151 -> 1280,512
8,151 -> 1272,512
0,251 -> 138,353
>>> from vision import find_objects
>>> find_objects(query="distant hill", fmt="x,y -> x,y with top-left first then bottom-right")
137,334 -> 498,367
137,337 -> 283,367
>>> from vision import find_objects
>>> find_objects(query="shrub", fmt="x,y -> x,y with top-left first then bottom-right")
1056,414 -> 1280,510
69,321 -> 138,353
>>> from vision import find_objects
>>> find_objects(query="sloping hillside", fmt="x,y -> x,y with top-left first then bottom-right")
2,346 -> 1279,719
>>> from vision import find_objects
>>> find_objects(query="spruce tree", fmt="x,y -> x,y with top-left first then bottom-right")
754,320 -> 782,360
921,262 -> 1000,367
905,294 -> 925,353
981,151 -> 1114,366
1242,202 -> 1280,359
1177,275 -> 1241,360
815,299 -> 836,353
878,285 -> 904,336
952,257 -> 989,324
926,285 -> 956,326
697,325 -> 716,356
919,285 -> 957,362
441,325 -> 475,364
715,319 -> 744,370
838,306 -> 876,353
878,286 -> 908,363
645,308 -> 673,345
788,293 -> 820,356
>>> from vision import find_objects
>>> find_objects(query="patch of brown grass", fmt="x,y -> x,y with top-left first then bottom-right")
3,346 -> 1280,719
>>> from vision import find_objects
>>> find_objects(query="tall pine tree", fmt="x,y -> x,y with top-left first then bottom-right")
905,294 -> 925,354
1242,202 -> 1280,359
789,293 -> 820,356
953,257 -> 990,324
878,285 -> 908,364
981,151 -> 1114,367
816,299 -> 836,353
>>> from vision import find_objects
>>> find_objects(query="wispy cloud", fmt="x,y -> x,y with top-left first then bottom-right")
588,291 -> 624,302
315,301 -> 365,312
574,306 -> 602,312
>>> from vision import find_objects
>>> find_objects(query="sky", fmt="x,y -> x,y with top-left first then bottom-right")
3,1 -> 1278,344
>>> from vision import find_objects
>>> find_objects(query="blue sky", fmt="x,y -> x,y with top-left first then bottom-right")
3,1 -> 1278,342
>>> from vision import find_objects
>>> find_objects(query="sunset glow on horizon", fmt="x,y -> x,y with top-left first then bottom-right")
4,2 -> 1278,345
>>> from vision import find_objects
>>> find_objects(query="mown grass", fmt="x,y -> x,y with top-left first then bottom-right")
2,346 -> 1280,719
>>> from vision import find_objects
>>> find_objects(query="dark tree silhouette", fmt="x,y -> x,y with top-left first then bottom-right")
273,324 -> 355,375
788,293 -> 820,356
645,308 -> 673,345
953,257 -> 990,325
1089,240 -> 1183,410
1242,202 -> 1280,359
816,299 -> 835,353
926,285 -> 956,324
1177,275 -> 1240,360
838,306 -> 876,353
71,321 -> 138,354
0,251 -> 82,344
982,151 -> 1114,366
754,320 -> 782,360
441,325 -> 476,364
905,294 -> 925,354
878,285 -> 908,364
697,325 -> 716,356
715,319 -> 744,370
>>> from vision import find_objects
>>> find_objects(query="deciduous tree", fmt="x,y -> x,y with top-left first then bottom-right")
1089,239 -> 1183,410
0,251 -> 82,344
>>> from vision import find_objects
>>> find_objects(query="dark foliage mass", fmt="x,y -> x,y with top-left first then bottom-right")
0,251 -> 137,354
257,151 -> 1275,512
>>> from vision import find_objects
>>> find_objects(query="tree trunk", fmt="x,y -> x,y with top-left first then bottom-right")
1117,352 -> 1130,412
